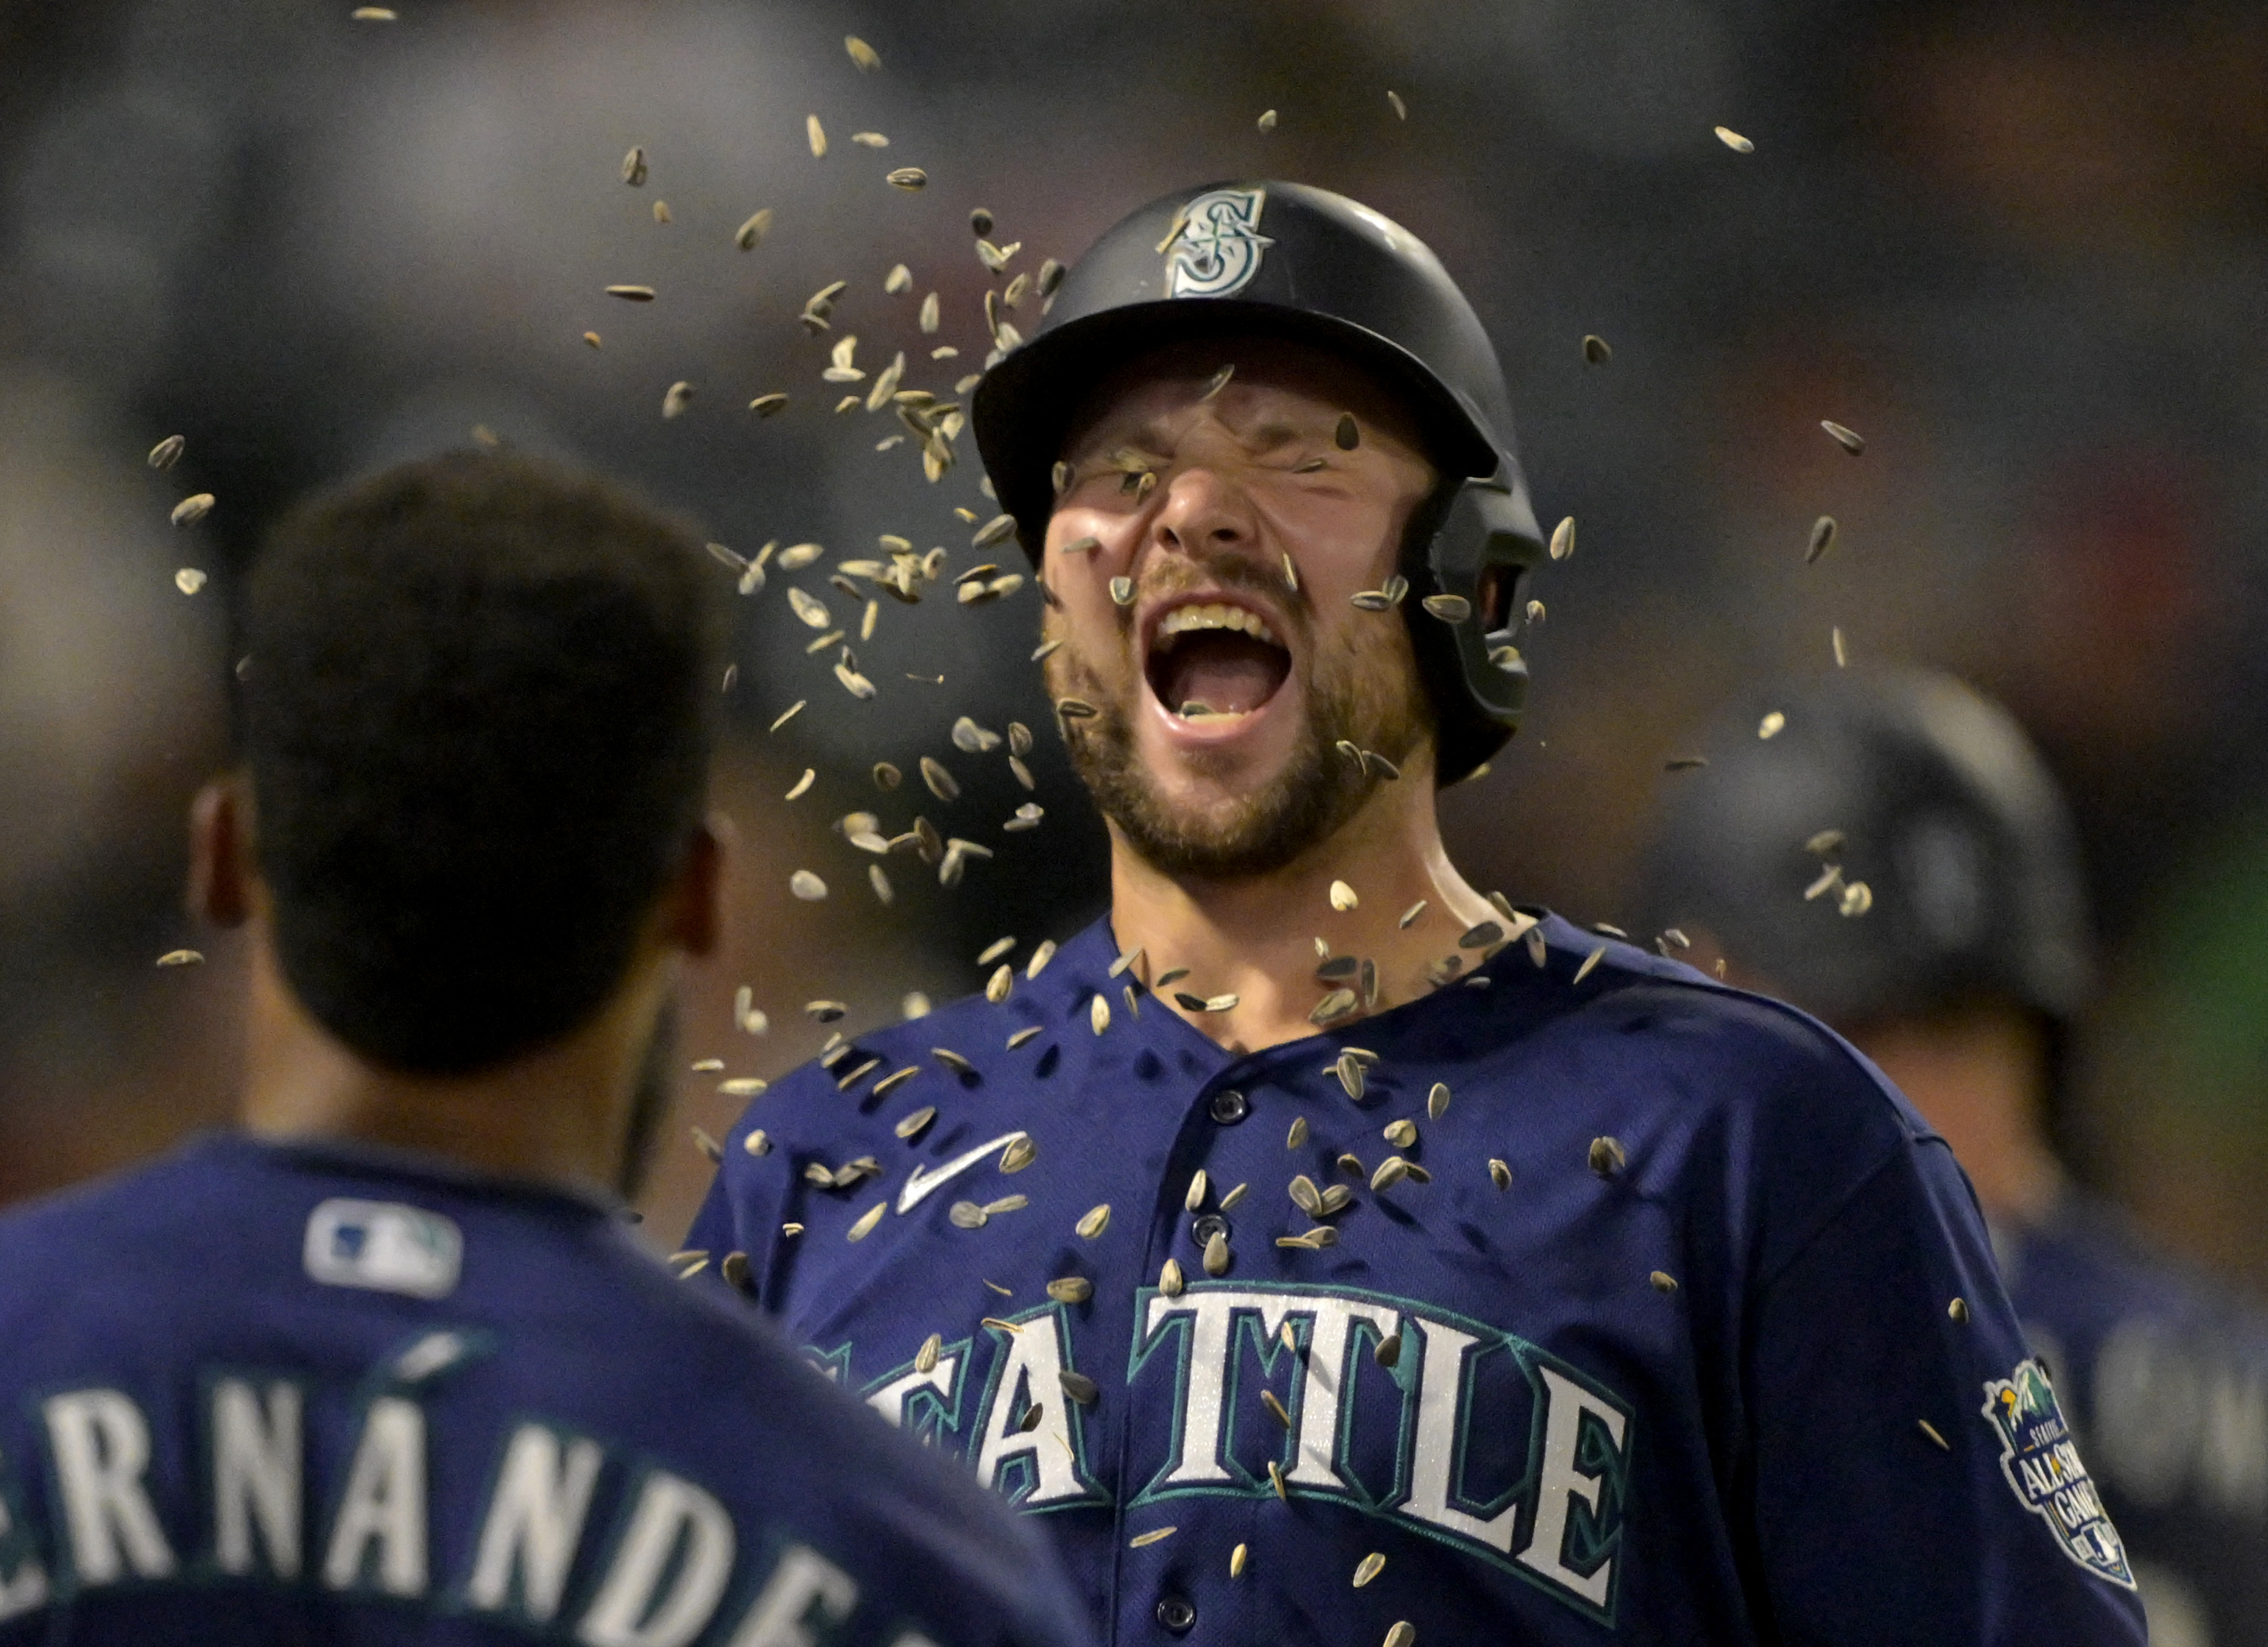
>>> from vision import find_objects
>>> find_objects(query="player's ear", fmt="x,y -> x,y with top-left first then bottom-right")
658,813 -> 731,960
187,774 -> 252,928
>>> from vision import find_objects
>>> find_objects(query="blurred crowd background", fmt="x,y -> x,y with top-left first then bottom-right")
3,0 -> 2264,1294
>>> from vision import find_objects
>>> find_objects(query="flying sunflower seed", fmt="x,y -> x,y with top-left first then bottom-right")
1371,1156 -> 1412,1193
1329,411 -> 1360,450
171,493 -> 215,527
1219,1180 -> 1247,1211
1203,1230 -> 1230,1277
145,434 -> 187,471
914,755 -> 957,802
1125,1525 -> 1176,1550
1329,880 -> 1359,912
932,1046 -> 976,1076
1105,575 -> 1138,607
1386,89 -> 1407,119
1184,1169 -> 1210,1212
1589,1135 -> 1627,1177
1822,419 -> 1865,456
1382,1118 -> 1418,1149
1230,1543 -> 1249,1577
786,869 -> 830,902
687,1127 -> 723,1164
886,166 -> 927,191
171,568 -> 207,595
864,862 -> 893,905
1458,920 -> 1504,950
1483,1158 -> 1512,1194
806,114 -> 827,157
718,1077 -> 769,1099
1027,939 -> 1058,978
1156,967 -> 1191,987
1289,1175 -> 1323,1216
1335,1052 -> 1367,1101
1002,271 -> 1031,310
673,1255 -> 710,1280
847,1202 -> 886,1242
1076,1203 -> 1111,1239
1548,515 -> 1577,562
1045,1276 -> 1094,1306
949,1201 -> 988,1230
1349,590 -> 1394,612
1310,989 -> 1358,1025
606,284 -> 656,302
842,31 -> 881,68
834,660 -> 877,699
1573,944 -> 1606,986
1420,593 -> 1471,624
1317,955 -> 1359,981
620,145 -> 649,186
1037,258 -> 1065,300
718,1251 -> 752,1293
734,209 -> 775,250
890,1102 -> 935,1142
1060,1369 -> 1100,1406
1759,710 -> 1787,739
914,1332 -> 941,1374
1714,124 -> 1754,152
1839,880 -> 1874,917
1160,1257 -> 1184,1297
1352,1551 -> 1387,1588
1258,1389 -> 1293,1431
1006,1025 -> 1043,1050
1090,993 -> 1111,1035
1806,829 -> 1846,858
1650,1270 -> 1679,1295
661,381 -> 695,419
851,132 -> 889,149
1286,1116 -> 1309,1149
1918,1418 -> 1950,1451
1803,514 -> 1841,566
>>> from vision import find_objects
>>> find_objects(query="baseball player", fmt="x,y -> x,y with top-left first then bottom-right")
1645,665 -> 2268,1644
0,452 -> 1089,1647
690,182 -> 2145,1643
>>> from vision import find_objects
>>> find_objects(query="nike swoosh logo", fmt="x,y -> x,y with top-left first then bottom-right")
897,1131 -> 1030,1215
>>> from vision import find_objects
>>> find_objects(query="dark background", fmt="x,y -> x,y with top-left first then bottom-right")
4,0 -> 2264,1282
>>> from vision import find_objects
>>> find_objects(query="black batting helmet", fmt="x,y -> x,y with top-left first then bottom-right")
971,181 -> 1544,785
1641,668 -> 2092,1025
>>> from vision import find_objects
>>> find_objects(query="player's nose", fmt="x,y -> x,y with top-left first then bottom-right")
1149,461 -> 1260,565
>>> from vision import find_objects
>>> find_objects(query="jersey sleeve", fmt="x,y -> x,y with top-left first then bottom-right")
1744,1132 -> 2149,1644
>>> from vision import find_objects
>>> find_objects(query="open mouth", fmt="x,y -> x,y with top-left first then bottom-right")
1144,600 -> 1292,723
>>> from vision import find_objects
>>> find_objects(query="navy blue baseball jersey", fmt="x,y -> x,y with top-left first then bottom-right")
0,1132 -> 1091,1647
689,912 -> 2148,1645
1993,1191 -> 2268,1645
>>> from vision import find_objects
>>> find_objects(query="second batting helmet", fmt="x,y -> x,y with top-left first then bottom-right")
1641,668 -> 2092,1025
971,181 -> 1543,784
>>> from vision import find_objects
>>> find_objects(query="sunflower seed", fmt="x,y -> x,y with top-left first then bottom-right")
1332,1052 -> 1367,1102
1075,1203 -> 1112,1239
716,1250 -> 752,1293
1822,419 -> 1865,456
1281,552 -> 1300,593
620,145 -> 650,186
1090,993 -> 1111,1035
1054,697 -> 1097,724
949,1201 -> 987,1229
170,493 -> 215,527
1648,1269 -> 1680,1295
1316,955 -> 1359,981
1266,1459 -> 1289,1501
146,434 -> 187,470
1370,1156 -> 1412,1192
1350,1551 -> 1388,1588
806,114 -> 827,157
886,167 -> 927,191
1358,958 -> 1379,1008
718,1078 -> 768,1099
1156,968 -> 1190,987
981,1313 -> 1022,1330
1250,1389 -> 1290,1432
1329,880 -> 1359,912
662,380 -> 699,419
834,660 -> 877,699
890,1103 -> 936,1142
1349,590 -> 1394,612
1548,516 -> 1578,563
788,870 -> 828,901
911,816 -> 941,864
846,1201 -> 886,1241
1289,1175 -> 1323,1215
170,568 -> 206,595
1573,945 -> 1606,985
1485,1158 -> 1513,1193
1160,1257 -> 1184,1297
1418,593 -> 1473,626
1230,1543 -> 1249,1577
1754,709 -> 1789,742
1203,1230 -> 1230,1276
674,1255 -> 710,1280
912,1333 -> 942,1375
861,862 -> 892,904
1027,939 -> 1058,978
1386,89 -> 1407,119
1714,124 -> 1754,152
1805,864 -> 1845,901
687,1127 -> 724,1164
932,1046 -> 976,1076
1007,1025 -> 1043,1049
1839,880 -> 1874,917
1589,1135 -> 1627,1177
1382,1119 -> 1418,1149
1306,988 -> 1358,1026
1044,1370 -> 1097,1411
1456,920 -> 1508,953
852,132 -> 890,150
1286,1116 -> 1309,1150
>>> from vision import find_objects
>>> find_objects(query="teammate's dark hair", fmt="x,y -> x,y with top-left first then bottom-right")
243,451 -> 725,1073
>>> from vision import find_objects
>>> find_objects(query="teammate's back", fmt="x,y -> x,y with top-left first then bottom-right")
0,1132 -> 1080,1645
0,451 -> 1089,1647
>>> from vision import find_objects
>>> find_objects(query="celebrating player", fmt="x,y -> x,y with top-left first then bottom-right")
691,183 -> 2145,1643
1646,665 -> 2268,1644
0,453 -> 1089,1647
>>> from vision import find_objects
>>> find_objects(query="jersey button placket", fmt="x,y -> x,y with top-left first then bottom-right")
1155,1594 -> 1198,1634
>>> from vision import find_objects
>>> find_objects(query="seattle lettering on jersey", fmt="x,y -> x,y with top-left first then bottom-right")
835,1282 -> 1633,1624
0,1375 -> 925,1647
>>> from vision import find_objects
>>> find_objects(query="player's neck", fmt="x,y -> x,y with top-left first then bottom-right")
1847,1005 -> 2067,1225
1107,774 -> 1510,1054
236,921 -> 658,1199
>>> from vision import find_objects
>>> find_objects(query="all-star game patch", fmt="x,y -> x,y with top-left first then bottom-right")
1980,1358 -> 2135,1588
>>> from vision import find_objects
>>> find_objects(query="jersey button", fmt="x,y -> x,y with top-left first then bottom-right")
1191,1213 -> 1230,1247
1155,1595 -> 1197,1634
1208,1089 -> 1250,1125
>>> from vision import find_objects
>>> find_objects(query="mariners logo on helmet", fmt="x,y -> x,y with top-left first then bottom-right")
1166,188 -> 1273,298
1982,1358 -> 2135,1588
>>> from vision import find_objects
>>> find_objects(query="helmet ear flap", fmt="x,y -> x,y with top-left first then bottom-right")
1408,476 -> 1543,784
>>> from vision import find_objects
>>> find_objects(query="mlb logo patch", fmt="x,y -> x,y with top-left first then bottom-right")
1981,1357 -> 2134,1588
303,1198 -> 463,1299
